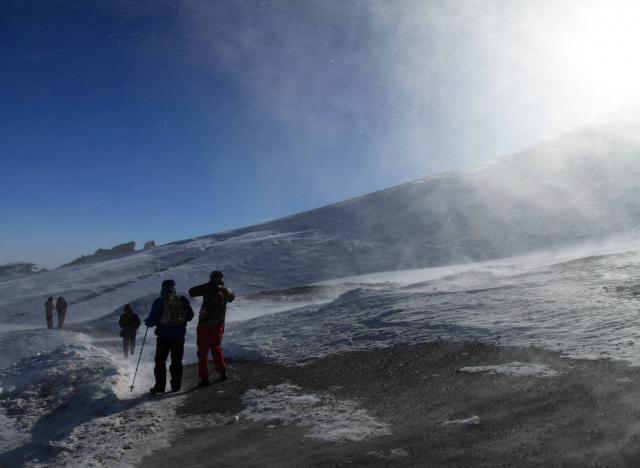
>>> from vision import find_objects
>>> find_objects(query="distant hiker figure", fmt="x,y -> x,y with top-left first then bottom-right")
189,270 -> 235,387
144,280 -> 194,394
56,296 -> 67,329
45,296 -> 55,329
119,304 -> 141,358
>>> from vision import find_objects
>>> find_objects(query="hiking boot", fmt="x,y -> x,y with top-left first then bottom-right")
219,370 -> 228,381
198,377 -> 210,387
149,386 -> 165,394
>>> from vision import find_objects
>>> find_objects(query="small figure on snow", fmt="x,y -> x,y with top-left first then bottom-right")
144,280 -> 194,394
56,296 -> 67,328
45,296 -> 55,329
189,270 -> 235,387
119,304 -> 141,358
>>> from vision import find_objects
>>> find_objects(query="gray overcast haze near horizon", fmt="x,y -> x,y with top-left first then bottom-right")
3,0 -> 640,267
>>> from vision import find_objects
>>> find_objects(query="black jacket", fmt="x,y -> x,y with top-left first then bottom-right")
119,312 -> 141,336
188,280 -> 235,325
56,298 -> 67,312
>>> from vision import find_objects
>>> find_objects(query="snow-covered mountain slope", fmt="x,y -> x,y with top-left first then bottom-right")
2,126 -> 640,328
237,127 -> 640,263
225,245 -> 640,365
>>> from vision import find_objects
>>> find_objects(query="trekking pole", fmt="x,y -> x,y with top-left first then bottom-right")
130,326 -> 149,392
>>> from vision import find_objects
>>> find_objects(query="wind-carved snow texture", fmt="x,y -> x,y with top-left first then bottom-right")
459,362 -> 559,378
0,343 -> 121,456
241,383 -> 389,442
25,396 -> 224,468
0,329 -> 91,370
0,339 -> 226,468
224,248 -> 640,366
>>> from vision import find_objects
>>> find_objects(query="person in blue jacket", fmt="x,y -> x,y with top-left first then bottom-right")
144,279 -> 194,394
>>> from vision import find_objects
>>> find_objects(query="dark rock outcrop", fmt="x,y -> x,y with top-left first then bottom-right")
0,263 -> 46,279
143,241 -> 156,250
63,242 -> 136,267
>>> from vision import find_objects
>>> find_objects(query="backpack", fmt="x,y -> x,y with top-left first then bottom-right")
160,294 -> 186,328
209,285 -> 225,306
199,285 -> 228,323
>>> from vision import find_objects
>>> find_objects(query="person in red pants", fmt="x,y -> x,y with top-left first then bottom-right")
189,271 -> 235,386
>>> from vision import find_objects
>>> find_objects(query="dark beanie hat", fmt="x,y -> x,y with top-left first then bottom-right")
161,279 -> 176,296
210,271 -> 223,281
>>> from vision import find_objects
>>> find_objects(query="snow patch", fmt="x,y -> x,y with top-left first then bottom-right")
367,448 -> 410,460
0,340 -> 226,467
443,415 -> 481,426
241,383 -> 389,442
0,328 -> 93,370
25,395 -> 224,468
459,362 -> 559,378
0,343 -> 122,452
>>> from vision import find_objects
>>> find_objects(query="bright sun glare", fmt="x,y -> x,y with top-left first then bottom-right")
548,1 -> 640,117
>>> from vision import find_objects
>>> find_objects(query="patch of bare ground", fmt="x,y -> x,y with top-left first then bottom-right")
141,341 -> 640,467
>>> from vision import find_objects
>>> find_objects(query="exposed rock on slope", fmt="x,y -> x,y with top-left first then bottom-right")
0,263 -> 46,279
63,241 -> 137,267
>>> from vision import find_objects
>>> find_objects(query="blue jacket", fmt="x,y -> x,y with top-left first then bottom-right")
144,295 -> 194,338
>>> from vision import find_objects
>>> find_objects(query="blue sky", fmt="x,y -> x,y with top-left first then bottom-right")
1,0 -> 636,267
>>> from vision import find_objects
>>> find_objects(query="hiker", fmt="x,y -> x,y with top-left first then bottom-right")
45,296 -> 55,329
144,279 -> 194,394
189,270 -> 235,387
119,304 -> 141,358
56,296 -> 68,329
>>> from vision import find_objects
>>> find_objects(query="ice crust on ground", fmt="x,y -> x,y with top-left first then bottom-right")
241,383 -> 389,442
459,362 -> 559,377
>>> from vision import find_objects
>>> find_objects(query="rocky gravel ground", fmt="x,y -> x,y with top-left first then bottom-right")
141,341 -> 640,467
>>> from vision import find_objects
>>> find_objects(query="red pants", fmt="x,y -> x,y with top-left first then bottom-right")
197,323 -> 226,377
